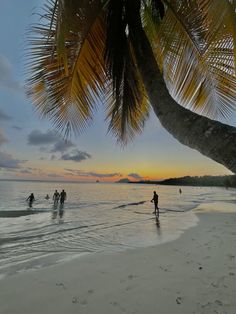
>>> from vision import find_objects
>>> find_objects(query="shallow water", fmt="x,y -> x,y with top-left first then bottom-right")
0,180 -> 235,278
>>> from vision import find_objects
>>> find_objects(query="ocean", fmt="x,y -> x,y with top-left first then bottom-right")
0,180 -> 235,279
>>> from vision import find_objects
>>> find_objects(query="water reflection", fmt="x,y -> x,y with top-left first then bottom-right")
51,204 -> 64,222
51,209 -> 57,220
155,216 -> 161,237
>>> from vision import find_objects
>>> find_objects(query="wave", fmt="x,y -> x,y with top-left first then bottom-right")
113,200 -> 146,209
0,210 -> 46,218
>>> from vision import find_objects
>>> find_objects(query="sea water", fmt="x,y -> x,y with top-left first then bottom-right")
0,180 -> 235,278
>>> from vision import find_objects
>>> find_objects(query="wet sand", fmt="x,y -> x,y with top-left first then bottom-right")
0,204 -> 236,314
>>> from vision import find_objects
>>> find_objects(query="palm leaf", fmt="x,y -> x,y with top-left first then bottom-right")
144,0 -> 236,119
27,0 -> 150,142
26,0 -> 106,135
104,0 -> 150,143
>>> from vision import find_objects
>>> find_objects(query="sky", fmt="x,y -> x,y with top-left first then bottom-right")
0,0 -> 235,182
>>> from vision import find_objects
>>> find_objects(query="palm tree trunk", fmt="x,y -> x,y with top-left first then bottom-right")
128,3 -> 236,173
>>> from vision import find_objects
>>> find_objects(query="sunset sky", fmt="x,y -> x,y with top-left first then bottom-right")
0,0 -> 235,182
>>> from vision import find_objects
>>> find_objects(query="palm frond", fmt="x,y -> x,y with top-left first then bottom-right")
105,0 -> 150,143
141,0 -> 166,71
145,0 -> 236,119
26,0 -> 106,135
106,44 -> 150,143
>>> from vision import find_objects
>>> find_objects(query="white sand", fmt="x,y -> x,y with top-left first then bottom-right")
0,204 -> 236,314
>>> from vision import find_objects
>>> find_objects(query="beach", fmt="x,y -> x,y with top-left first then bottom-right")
1,202 -> 236,314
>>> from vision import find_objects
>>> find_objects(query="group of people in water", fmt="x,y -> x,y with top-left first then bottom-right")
26,189 -> 67,208
27,188 -> 181,220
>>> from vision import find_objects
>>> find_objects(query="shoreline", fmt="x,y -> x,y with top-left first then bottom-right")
0,203 -> 236,313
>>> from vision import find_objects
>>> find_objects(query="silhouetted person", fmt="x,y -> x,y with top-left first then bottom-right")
45,194 -> 50,200
27,193 -> 35,208
59,189 -> 67,205
151,191 -> 159,217
53,190 -> 60,206
179,188 -> 182,194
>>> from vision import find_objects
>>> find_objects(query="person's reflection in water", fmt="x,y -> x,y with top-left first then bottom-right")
155,216 -> 161,236
59,203 -> 64,221
51,210 -> 58,220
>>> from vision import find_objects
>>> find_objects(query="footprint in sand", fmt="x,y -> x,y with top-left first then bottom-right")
227,254 -> 235,260
72,297 -> 87,306
160,265 -> 172,272
176,297 -> 183,305
110,301 -> 126,313
215,300 -> 223,306
56,282 -> 66,290
72,297 -> 80,304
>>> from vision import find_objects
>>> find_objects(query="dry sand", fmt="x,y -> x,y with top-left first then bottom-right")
0,203 -> 236,314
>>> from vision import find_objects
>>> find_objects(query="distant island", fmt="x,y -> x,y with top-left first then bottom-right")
116,178 -> 131,183
116,175 -> 236,188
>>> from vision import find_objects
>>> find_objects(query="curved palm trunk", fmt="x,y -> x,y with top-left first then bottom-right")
128,8 -> 236,173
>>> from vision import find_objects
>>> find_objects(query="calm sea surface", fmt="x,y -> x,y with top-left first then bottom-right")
0,180 -> 235,278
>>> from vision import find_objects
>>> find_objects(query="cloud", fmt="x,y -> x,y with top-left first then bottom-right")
0,55 -> 22,91
88,172 -> 122,178
61,150 -> 92,162
0,151 -> 26,169
128,173 -> 143,180
12,126 -> 22,131
28,130 -> 75,153
28,130 -> 59,145
0,109 -> 11,121
51,139 -> 75,153
65,169 -> 122,178
20,169 -> 32,174
47,173 -> 62,178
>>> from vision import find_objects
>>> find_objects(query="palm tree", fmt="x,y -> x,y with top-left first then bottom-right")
26,0 -> 236,173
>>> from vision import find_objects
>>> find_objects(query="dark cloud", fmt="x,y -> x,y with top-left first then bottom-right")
51,139 -> 75,153
88,172 -> 121,178
0,55 -> 22,91
12,126 -> 22,131
28,130 -> 59,145
65,169 -> 122,178
0,109 -> 11,121
28,130 -> 76,155
20,169 -> 32,174
47,173 -> 62,178
128,173 -> 143,180
2,168 -> 18,173
0,129 -> 8,145
61,150 -> 91,162
0,151 -> 26,169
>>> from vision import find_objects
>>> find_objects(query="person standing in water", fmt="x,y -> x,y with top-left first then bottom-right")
53,190 -> 60,206
26,193 -> 35,208
151,191 -> 159,217
59,189 -> 67,205
179,188 -> 182,194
